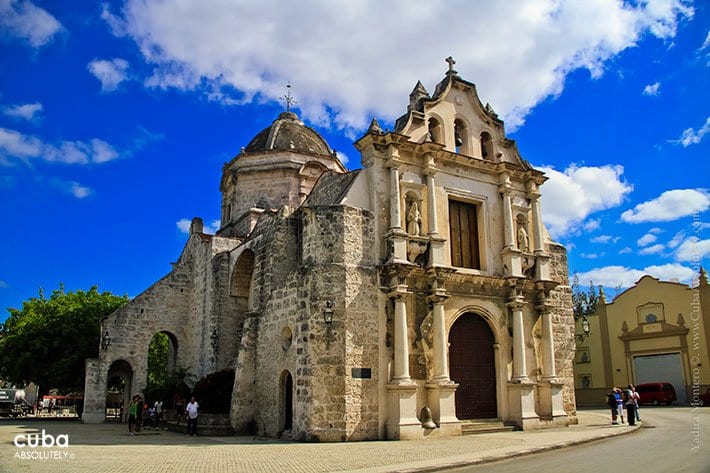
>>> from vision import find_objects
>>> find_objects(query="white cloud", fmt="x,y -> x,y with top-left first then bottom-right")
0,280 -> 8,288
675,237 -> 710,262
648,227 -> 663,234
2,102 -> 42,121
575,263 -> 696,288
621,189 -> 710,223
335,151 -> 349,166
637,233 -> 657,246
88,58 -> 130,92
0,0 -> 63,47
701,30 -> 710,50
639,243 -> 665,255
590,234 -> 619,244
176,218 -> 220,234
667,230 -> 685,249
102,0 -> 693,132
580,253 -> 603,259
539,164 -> 632,238
205,220 -> 220,234
48,178 -> 93,199
176,218 -> 191,234
583,219 -> 601,232
670,116 -> 710,147
619,247 -> 632,254
0,127 -> 120,165
643,82 -> 660,96
69,182 -> 92,199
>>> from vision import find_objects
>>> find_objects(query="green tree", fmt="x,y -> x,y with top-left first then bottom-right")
147,332 -> 169,389
0,286 -> 128,393
571,273 -> 600,320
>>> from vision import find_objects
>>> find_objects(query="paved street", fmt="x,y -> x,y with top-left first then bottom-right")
448,406 -> 709,473
0,409 -> 643,473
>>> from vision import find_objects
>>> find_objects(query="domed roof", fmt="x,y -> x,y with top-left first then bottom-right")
244,111 -> 332,156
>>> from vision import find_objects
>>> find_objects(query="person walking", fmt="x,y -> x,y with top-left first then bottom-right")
154,400 -> 163,429
630,384 -> 641,421
615,387 -> 625,424
185,396 -> 199,437
624,385 -> 636,426
607,389 -> 619,424
127,395 -> 140,435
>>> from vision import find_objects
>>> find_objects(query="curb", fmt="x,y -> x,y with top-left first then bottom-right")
367,423 -> 643,473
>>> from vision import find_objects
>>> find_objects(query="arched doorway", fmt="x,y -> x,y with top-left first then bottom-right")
279,371 -> 294,433
106,360 -> 133,422
449,313 -> 497,419
146,331 -> 178,400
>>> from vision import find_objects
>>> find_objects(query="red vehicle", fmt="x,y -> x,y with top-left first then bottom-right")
698,388 -> 710,406
635,382 -> 677,405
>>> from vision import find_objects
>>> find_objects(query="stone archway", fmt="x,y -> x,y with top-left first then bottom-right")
106,360 -> 133,422
279,370 -> 294,434
449,313 -> 497,419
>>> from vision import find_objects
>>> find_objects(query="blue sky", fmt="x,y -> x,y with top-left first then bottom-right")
1,0 -> 708,320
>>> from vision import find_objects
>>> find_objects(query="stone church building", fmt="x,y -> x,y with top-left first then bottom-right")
83,61 -> 577,440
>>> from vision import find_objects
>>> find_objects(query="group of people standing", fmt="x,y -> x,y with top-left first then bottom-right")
126,395 -> 164,435
126,394 -> 199,437
607,385 -> 640,426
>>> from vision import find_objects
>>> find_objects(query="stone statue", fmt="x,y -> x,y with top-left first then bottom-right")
407,202 -> 422,236
517,224 -> 529,252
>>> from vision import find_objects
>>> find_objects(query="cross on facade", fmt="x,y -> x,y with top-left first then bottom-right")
282,83 -> 297,112
445,56 -> 456,73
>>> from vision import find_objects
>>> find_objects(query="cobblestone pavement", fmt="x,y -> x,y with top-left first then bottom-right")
0,410 -> 637,473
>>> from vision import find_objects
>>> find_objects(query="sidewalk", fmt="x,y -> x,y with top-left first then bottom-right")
0,409 -> 639,473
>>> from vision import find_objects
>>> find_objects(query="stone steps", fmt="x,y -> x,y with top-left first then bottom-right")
460,419 -> 516,435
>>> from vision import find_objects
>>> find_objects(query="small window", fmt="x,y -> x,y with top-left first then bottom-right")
645,313 -> 657,323
449,200 -> 480,269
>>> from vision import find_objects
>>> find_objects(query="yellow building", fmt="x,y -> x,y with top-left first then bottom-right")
574,269 -> 710,406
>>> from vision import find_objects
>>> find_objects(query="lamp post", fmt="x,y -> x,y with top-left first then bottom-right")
323,301 -> 334,325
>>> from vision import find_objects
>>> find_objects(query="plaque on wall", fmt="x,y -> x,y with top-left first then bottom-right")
351,368 -> 372,379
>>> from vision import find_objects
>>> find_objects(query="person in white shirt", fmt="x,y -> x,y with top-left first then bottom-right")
185,397 -> 199,436
154,400 -> 163,429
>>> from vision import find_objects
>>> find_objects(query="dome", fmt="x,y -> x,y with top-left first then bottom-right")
244,111 -> 332,156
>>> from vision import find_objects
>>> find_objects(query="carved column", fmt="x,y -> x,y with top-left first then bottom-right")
537,296 -> 568,426
540,304 -> 557,380
390,288 -> 411,383
388,162 -> 402,231
386,278 -> 420,439
428,286 -> 450,382
499,173 -> 523,276
508,298 -> 529,382
501,187 -> 515,249
423,166 -> 439,236
529,187 -> 544,253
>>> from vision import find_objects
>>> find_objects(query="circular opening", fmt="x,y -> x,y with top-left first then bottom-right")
281,326 -> 293,351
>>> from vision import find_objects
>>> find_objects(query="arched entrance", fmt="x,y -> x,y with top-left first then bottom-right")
279,371 -> 294,434
449,313 -> 497,419
106,360 -> 133,422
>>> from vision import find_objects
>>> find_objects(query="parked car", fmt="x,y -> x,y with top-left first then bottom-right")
698,388 -> 710,406
636,382 -> 677,405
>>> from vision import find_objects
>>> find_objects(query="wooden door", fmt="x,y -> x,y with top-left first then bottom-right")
449,314 -> 497,419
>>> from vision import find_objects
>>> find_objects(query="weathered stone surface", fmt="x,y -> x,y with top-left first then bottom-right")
84,67 -> 575,439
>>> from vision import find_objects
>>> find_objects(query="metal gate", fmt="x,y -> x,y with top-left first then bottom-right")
449,313 -> 497,419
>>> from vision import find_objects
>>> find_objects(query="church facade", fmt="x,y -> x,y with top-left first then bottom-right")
83,63 -> 577,440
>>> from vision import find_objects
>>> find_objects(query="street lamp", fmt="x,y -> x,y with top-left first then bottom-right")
575,316 -> 590,343
323,301 -> 334,325
101,331 -> 111,351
